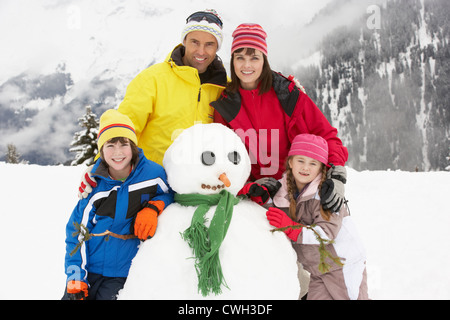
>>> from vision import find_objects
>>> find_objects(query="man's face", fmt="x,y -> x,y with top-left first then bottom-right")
182,31 -> 218,74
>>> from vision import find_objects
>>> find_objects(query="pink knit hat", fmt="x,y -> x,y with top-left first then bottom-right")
231,23 -> 268,56
288,134 -> 329,165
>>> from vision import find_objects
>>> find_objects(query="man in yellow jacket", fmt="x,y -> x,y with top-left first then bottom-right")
118,9 -> 227,167
79,9 -> 227,198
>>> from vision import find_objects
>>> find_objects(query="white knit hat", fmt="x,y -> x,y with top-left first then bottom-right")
181,9 -> 223,50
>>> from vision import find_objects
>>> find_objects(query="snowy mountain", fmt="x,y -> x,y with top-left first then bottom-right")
0,0 -> 448,171
291,0 -> 450,171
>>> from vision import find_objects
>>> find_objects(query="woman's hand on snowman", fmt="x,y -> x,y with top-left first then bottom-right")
237,178 -> 281,205
238,181 -> 270,205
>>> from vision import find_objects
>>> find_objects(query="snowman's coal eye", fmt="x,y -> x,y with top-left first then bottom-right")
201,151 -> 216,166
228,151 -> 241,165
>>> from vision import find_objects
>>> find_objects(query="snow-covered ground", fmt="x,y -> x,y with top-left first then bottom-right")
0,162 -> 449,300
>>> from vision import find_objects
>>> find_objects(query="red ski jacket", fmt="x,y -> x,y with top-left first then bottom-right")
211,72 -> 348,181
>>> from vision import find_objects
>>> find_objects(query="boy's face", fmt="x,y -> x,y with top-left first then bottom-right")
102,138 -> 133,180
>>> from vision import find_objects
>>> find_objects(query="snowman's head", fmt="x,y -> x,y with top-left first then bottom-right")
163,123 -> 251,196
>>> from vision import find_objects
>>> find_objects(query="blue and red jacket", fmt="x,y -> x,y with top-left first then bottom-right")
64,149 -> 173,285
211,72 -> 348,181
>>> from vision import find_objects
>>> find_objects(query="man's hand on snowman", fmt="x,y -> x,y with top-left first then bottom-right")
237,177 -> 281,205
320,165 -> 347,213
78,165 -> 97,199
133,200 -> 165,240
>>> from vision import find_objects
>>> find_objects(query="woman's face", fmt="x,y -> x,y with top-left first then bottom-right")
233,48 -> 264,90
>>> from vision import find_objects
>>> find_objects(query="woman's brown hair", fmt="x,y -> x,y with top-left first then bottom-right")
285,157 -> 332,221
226,47 -> 273,95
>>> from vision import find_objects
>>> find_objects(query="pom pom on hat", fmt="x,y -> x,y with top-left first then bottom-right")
231,23 -> 268,56
288,134 -> 329,165
181,9 -> 224,50
96,109 -> 138,158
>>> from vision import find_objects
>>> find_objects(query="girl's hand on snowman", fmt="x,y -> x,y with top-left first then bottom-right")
237,182 -> 270,205
266,207 -> 302,242
133,200 -> 165,240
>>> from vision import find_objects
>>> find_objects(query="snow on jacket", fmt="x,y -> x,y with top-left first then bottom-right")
117,44 -> 227,167
211,71 -> 348,181
272,174 -> 367,300
64,149 -> 174,284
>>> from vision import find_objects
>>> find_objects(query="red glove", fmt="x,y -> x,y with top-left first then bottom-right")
266,207 -> 302,242
134,200 -> 165,240
66,280 -> 88,300
78,165 -> 97,199
238,182 -> 270,205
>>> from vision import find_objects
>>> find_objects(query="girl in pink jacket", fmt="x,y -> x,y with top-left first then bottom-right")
266,134 -> 369,300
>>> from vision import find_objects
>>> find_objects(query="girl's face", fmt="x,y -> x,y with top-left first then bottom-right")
233,48 -> 264,90
102,138 -> 133,180
288,155 -> 323,191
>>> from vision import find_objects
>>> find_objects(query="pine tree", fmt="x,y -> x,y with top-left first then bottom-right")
5,143 -> 21,164
70,105 -> 99,166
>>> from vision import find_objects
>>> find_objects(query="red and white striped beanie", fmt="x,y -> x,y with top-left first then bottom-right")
231,23 -> 268,56
288,134 -> 329,165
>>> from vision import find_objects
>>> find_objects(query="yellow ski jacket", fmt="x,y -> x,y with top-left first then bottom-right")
118,44 -> 227,166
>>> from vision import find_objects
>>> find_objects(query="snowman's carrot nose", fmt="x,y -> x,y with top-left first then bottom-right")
219,173 -> 231,187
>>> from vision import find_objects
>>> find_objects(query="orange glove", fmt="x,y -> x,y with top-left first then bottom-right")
134,200 -> 165,240
66,280 -> 88,300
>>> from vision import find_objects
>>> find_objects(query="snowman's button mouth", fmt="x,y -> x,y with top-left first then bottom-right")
201,183 -> 225,191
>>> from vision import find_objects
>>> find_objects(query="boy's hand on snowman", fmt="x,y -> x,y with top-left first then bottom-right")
66,280 -> 88,300
266,207 -> 302,242
78,165 -> 97,199
134,200 -> 165,240
320,165 -> 347,213
237,182 -> 270,205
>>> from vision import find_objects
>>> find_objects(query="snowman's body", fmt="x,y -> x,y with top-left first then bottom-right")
118,124 -> 300,299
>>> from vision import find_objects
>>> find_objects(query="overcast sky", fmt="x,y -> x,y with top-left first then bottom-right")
0,0 -> 334,83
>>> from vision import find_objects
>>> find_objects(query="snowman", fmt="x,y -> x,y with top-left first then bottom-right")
118,123 -> 299,299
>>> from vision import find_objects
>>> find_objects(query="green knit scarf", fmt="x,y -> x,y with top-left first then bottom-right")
175,189 -> 240,297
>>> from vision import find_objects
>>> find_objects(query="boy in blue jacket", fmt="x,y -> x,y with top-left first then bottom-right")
63,109 -> 173,300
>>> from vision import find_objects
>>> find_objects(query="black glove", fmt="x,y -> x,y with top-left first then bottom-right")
238,182 -> 270,205
320,165 -> 346,212
254,177 -> 282,199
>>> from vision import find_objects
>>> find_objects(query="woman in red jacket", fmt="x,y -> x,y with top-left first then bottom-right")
211,23 -> 348,213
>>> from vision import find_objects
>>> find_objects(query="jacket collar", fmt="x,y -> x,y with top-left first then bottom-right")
273,173 -> 321,207
166,44 -> 227,87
